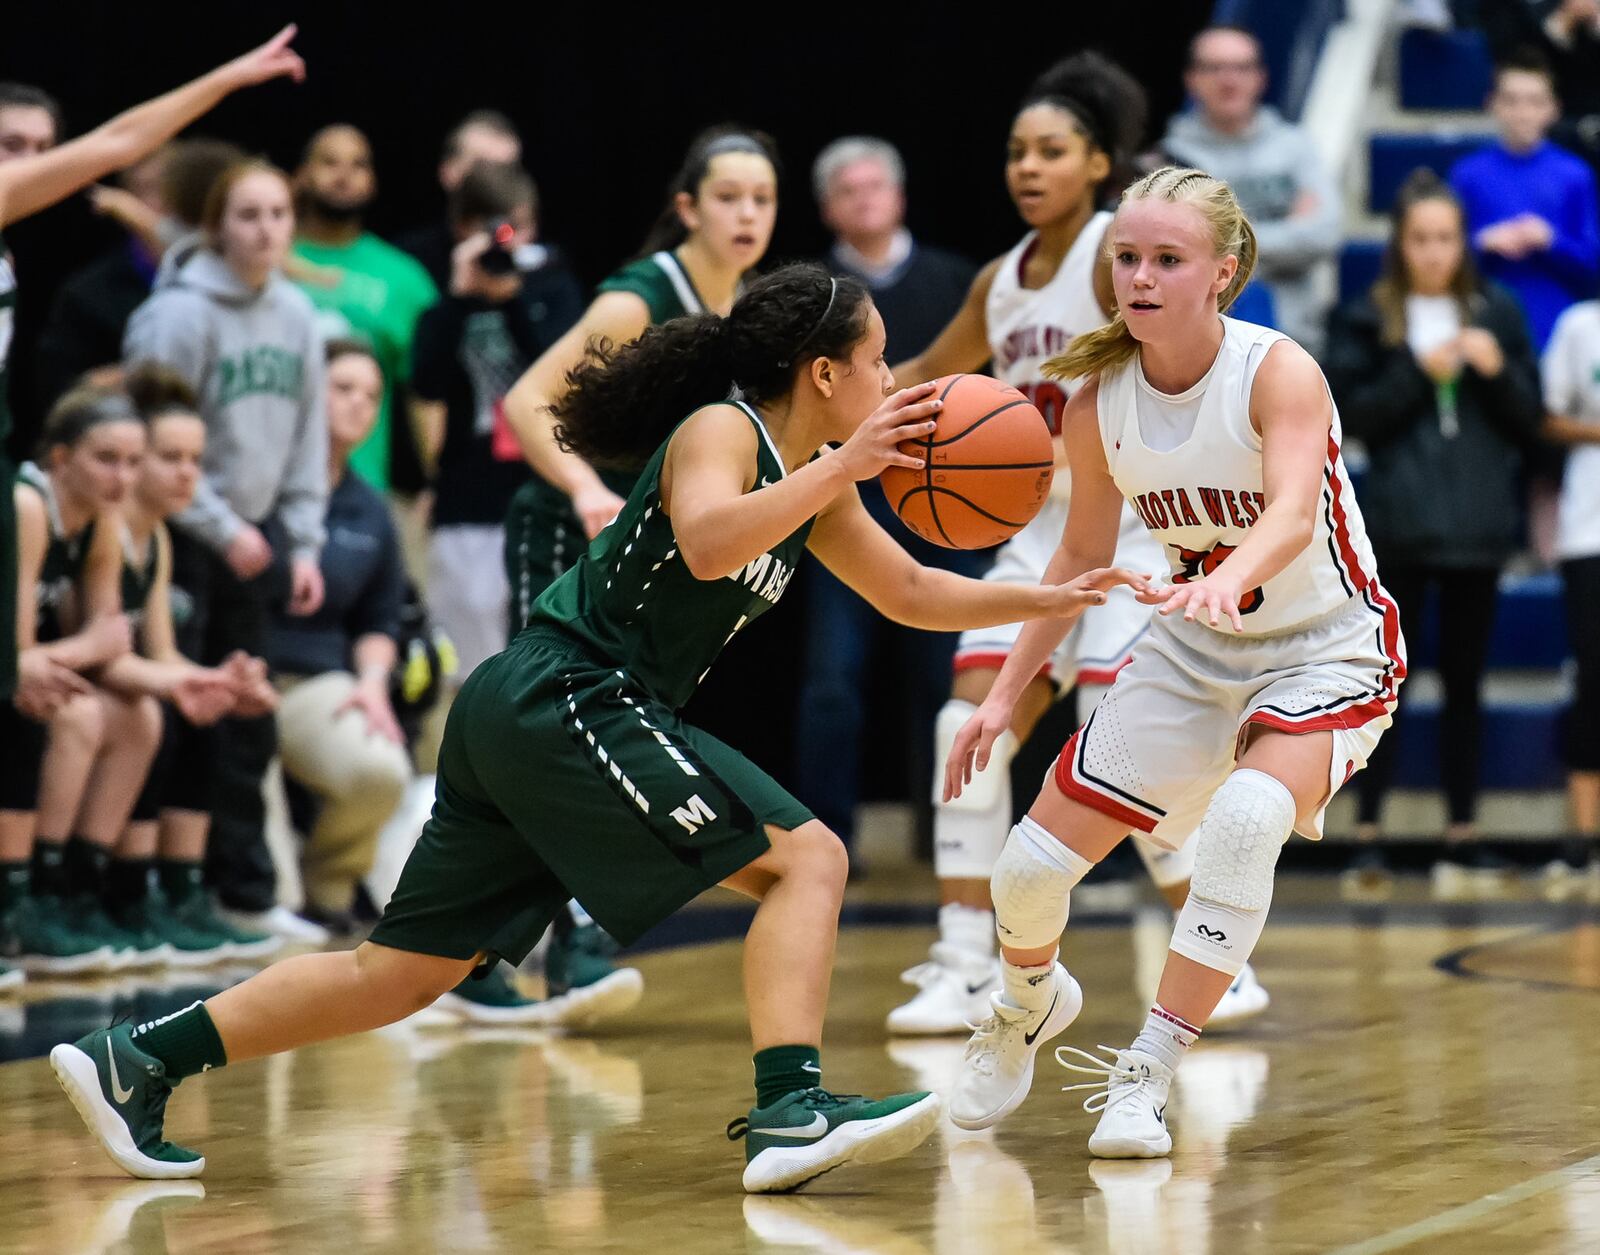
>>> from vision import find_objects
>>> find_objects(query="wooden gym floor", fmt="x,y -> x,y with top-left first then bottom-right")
1,871 -> 1598,1254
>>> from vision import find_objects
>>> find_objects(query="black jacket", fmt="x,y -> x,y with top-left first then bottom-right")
1323,281 -> 1543,568
35,242 -> 157,412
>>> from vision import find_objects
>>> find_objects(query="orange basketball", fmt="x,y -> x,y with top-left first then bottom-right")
880,374 -> 1055,549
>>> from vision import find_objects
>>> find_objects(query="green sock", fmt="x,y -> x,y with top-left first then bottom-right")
129,1000 -> 227,1081
753,1044 -> 821,1108
0,861 -> 29,910
109,857 -> 154,909
158,858 -> 205,904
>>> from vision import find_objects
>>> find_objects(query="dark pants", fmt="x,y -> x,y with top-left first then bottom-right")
1563,555 -> 1600,773
1358,563 -> 1501,827
792,497 -> 989,849
169,531 -> 278,911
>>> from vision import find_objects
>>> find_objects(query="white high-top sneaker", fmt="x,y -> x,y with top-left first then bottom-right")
1207,963 -> 1270,1030
1057,1045 -> 1174,1158
949,963 -> 1082,1130
887,942 -> 999,1035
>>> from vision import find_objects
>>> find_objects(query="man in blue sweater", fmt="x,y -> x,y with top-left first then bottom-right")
1450,51 -> 1600,350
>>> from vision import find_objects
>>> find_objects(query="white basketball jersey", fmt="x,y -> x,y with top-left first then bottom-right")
1097,317 -> 1380,636
986,212 -> 1113,434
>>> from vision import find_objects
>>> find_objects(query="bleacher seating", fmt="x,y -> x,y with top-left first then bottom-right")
1368,131 -> 1493,213
1398,27 -> 1494,111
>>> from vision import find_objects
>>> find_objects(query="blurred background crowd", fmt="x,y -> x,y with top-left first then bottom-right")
3,0 -> 1599,988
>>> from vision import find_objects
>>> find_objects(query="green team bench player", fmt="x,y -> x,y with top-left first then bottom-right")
53,264 -> 1139,1193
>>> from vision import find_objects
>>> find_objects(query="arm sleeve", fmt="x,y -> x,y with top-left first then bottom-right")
1473,293 -> 1546,444
1322,303 -> 1436,445
129,294 -> 247,552
409,297 -> 466,403
276,322 -> 330,562
1528,166 -> 1600,291
348,506 -> 406,644
1247,144 -> 1341,269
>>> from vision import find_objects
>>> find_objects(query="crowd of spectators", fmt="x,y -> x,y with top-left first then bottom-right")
4,11 -> 1600,983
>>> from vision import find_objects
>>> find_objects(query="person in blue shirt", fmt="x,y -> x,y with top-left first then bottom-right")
1450,50 -> 1600,351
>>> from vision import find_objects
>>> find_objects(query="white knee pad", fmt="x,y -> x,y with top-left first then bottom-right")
933,700 -> 1018,879
1134,835 -> 1196,890
990,816 -> 1094,950
1170,769 -> 1295,975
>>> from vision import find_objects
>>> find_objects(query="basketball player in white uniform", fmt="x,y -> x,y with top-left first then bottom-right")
945,167 -> 1405,1157
887,54 -> 1267,1037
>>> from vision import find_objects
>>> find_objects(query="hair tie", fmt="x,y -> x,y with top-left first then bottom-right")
778,277 -> 838,369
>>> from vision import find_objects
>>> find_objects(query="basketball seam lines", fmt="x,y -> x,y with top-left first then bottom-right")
927,399 -> 1033,447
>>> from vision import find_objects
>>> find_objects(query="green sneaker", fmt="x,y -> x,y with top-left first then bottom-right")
421,963 -> 559,1026
112,898 -> 226,969
50,1025 -> 205,1179
544,923 -> 644,1026
0,960 -> 22,992
66,896 -> 161,970
169,894 -> 279,961
728,1087 -> 942,1193
0,895 -> 116,976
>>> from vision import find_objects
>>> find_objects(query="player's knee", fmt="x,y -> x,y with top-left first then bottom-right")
990,816 -> 1094,950
116,694 -> 163,750
52,691 -> 105,750
799,824 -> 850,896
1169,769 -> 1295,975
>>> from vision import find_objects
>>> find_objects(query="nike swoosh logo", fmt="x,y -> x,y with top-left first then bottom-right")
1023,992 -> 1059,1046
751,1112 -> 829,1139
1155,1105 -> 1167,1125
106,1040 -> 133,1105
801,1062 -> 821,1074
967,981 -> 991,995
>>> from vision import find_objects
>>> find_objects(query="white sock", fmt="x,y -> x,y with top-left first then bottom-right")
1130,1003 -> 1200,1072
1000,959 -> 1056,1013
939,902 -> 995,958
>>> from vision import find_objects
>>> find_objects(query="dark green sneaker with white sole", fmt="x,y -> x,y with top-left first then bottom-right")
728,1086 -> 942,1193
50,1025 -> 205,1179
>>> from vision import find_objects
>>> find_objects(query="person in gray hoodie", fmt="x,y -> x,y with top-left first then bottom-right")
123,157 -> 328,929
1161,24 -> 1341,354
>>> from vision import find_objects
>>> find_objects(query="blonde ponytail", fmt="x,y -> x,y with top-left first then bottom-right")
1044,165 -> 1258,382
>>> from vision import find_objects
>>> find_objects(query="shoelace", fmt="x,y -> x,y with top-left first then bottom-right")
961,1001 -> 1032,1075
725,1087 -> 861,1140
1055,1045 -> 1150,1114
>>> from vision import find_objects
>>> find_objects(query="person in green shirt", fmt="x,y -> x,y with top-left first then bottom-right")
291,124 -> 438,492
51,262 -> 1145,1192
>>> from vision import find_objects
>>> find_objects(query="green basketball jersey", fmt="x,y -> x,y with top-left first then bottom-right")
17,462 -> 95,644
119,524 -> 158,634
0,233 -> 15,449
595,250 -> 709,326
529,403 -> 809,709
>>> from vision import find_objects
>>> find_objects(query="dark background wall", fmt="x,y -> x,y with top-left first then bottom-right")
2,2 -> 1214,810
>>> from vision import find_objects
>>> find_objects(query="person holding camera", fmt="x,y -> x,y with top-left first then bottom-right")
412,162 -> 583,683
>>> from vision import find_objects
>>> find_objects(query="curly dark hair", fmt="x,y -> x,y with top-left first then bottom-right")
553,262 -> 870,470
1020,51 -> 1148,176
636,123 -> 782,258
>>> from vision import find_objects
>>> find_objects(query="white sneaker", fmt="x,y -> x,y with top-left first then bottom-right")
887,942 -> 998,1036
218,906 -> 331,946
949,963 -> 1083,1131
1058,1045 -> 1174,1159
1207,963 -> 1270,1030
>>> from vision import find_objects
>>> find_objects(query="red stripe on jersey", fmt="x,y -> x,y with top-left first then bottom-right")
1052,730 -> 1160,834
1076,661 -> 1130,686
1325,437 -> 1371,592
953,650 -> 1053,680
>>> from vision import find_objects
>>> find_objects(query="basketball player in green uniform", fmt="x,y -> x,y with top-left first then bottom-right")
491,126 -> 778,1015
0,26 -> 306,988
53,263 -> 1145,1192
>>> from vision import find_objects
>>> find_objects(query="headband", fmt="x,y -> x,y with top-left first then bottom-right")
779,277 -> 838,369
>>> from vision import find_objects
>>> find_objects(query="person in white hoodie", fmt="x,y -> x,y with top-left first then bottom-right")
123,158 -> 329,938
1161,25 -> 1341,354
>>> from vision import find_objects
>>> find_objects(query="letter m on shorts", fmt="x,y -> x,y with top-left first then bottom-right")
671,793 -> 719,834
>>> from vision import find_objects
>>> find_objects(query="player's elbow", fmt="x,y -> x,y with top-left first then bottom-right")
675,531 -> 732,582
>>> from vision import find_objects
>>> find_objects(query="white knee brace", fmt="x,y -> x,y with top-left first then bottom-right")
1170,769 -> 1295,976
990,816 -> 1094,950
933,699 -> 1018,880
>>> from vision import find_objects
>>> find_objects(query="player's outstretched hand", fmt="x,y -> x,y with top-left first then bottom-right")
222,24 -> 306,89
1046,567 -> 1152,617
1140,573 -> 1245,632
942,698 -> 1014,803
833,382 -> 942,482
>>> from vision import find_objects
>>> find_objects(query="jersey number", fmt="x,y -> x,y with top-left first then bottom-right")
1017,380 -> 1068,436
1172,544 -> 1265,616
